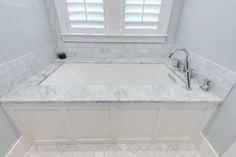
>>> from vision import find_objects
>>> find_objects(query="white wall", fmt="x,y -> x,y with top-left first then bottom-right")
174,0 -> 236,156
175,0 -> 236,72
0,0 -> 55,156
0,0 -> 54,64
204,85 -> 236,156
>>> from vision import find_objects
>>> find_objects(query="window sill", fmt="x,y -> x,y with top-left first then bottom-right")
59,34 -> 167,43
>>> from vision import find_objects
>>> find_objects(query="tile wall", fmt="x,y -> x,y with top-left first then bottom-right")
169,48 -> 236,100
0,44 -> 57,97
57,42 -> 171,60
57,40 -> 236,100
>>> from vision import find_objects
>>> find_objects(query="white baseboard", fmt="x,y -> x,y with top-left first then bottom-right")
222,141 -> 236,157
195,132 -> 219,157
5,136 -> 31,157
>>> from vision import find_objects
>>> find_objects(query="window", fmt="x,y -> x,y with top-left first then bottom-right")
55,0 -> 175,42
124,0 -> 162,34
66,0 -> 105,33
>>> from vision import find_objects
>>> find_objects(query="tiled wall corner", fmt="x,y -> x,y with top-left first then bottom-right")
170,46 -> 236,100
189,53 -> 236,100
0,44 -> 57,97
57,42 -> 171,60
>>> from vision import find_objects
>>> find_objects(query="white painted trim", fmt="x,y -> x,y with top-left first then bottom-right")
222,141 -> 236,157
60,34 -> 167,43
54,0 -> 177,42
4,136 -> 30,157
195,132 -> 219,157
159,0 -> 175,34
29,137 -> 192,145
54,0 -> 69,33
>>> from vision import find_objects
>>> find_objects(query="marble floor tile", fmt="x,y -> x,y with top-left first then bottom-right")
26,143 -> 201,157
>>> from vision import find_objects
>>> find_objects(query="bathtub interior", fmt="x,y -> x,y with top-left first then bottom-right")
40,63 -> 183,86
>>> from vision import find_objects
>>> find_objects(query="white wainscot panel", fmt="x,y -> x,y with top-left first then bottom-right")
157,107 -> 207,140
13,108 -> 70,142
3,102 -> 217,144
117,108 -> 159,141
67,108 -> 111,141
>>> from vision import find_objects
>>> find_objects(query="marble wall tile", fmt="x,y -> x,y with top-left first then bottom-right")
169,47 -> 236,100
58,42 -> 236,100
0,44 -> 57,97
57,42 -> 171,60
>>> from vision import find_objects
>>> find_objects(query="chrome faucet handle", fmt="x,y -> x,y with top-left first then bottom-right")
178,62 -> 186,72
172,60 -> 185,72
172,59 -> 181,68
168,48 -> 191,90
200,79 -> 213,92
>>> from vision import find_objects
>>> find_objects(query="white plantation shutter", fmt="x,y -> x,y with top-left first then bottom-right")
66,0 -> 105,31
55,0 -> 174,41
124,0 -> 162,32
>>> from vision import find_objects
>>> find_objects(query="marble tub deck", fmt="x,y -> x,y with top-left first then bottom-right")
0,59 -> 222,103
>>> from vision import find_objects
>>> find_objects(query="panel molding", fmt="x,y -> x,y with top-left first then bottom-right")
67,107 -> 111,140
3,102 -> 217,145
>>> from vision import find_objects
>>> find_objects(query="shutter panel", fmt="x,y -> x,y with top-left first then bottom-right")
125,0 -> 162,30
67,0 -> 104,28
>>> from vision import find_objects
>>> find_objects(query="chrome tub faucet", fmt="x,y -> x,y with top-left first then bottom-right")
169,48 -> 192,90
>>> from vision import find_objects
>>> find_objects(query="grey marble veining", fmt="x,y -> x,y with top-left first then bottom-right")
0,44 -> 57,98
0,58 -> 221,103
60,43 -> 236,101
26,143 -> 201,157
169,46 -> 236,100
57,42 -> 171,60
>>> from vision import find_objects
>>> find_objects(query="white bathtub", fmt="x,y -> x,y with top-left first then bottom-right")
41,63 -> 182,86
3,63 -> 219,145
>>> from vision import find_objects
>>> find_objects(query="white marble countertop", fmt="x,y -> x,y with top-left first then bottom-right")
0,58 -> 222,103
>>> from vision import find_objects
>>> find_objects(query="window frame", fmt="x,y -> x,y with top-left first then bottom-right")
54,0 -> 175,43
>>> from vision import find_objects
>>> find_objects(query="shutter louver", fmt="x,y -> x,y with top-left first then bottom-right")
125,0 -> 162,30
67,0 -> 104,28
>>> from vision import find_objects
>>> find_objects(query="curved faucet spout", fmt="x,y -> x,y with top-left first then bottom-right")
169,48 -> 189,60
169,48 -> 191,90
